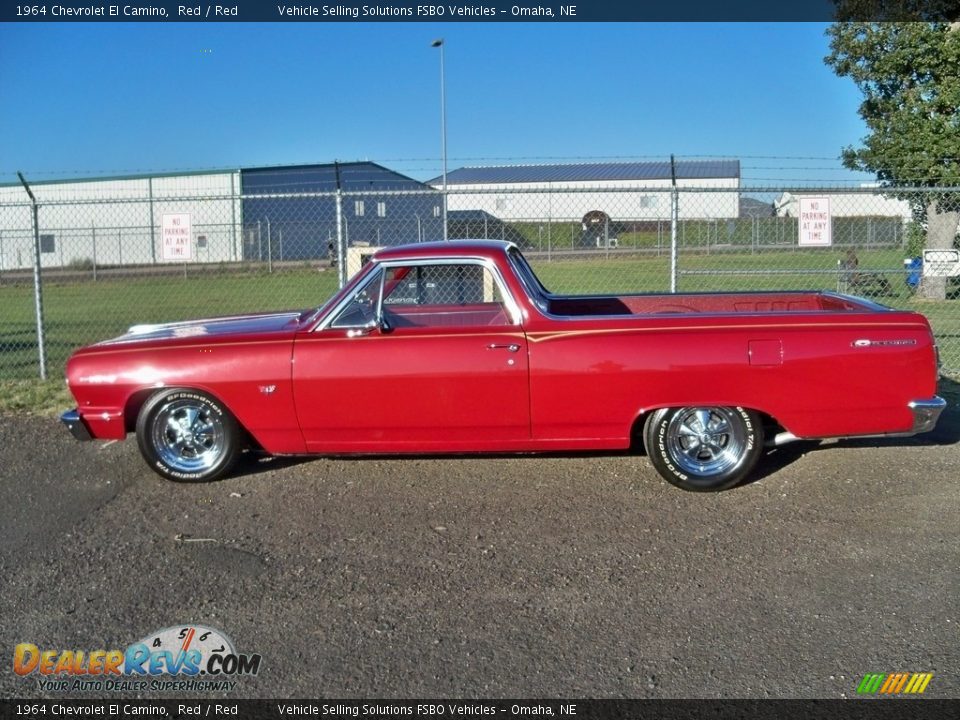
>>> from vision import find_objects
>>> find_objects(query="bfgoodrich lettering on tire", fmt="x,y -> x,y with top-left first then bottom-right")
136,389 -> 241,483
643,406 -> 764,492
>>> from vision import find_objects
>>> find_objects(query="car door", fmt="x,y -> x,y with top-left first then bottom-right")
292,259 -> 531,453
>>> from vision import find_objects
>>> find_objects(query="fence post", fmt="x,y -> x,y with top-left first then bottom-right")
17,172 -> 47,380
604,217 -> 610,260
230,172 -> 238,262
669,155 -> 678,293
92,223 -> 98,282
334,162 -> 347,288
148,177 -> 157,264
266,217 -> 273,274
335,189 -> 346,287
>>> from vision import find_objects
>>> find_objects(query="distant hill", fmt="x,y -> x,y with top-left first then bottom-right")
739,197 -> 774,218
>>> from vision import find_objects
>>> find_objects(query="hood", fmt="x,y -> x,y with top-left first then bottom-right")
96,311 -> 305,346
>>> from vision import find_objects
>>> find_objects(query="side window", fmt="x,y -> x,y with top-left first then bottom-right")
381,263 -> 512,328
330,268 -> 383,328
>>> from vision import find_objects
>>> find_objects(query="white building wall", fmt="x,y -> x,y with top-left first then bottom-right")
0,173 -> 242,271
437,177 -> 740,222
775,191 -> 912,220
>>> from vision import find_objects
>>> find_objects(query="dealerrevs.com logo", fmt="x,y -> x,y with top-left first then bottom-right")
14,625 -> 261,693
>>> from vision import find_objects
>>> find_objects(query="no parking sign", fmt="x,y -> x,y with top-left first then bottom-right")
798,197 -> 832,246
161,213 -> 193,260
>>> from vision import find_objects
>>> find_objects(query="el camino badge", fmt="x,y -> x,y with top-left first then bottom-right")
852,339 -> 917,348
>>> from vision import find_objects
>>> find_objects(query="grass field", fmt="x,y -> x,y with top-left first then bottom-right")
2,249 -> 958,381
1,267 -> 342,379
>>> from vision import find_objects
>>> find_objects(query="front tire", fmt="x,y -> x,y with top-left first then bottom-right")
643,406 -> 763,492
136,389 -> 241,482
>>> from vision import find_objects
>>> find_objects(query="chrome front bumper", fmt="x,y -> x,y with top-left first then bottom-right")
61,409 -> 92,441
908,397 -> 947,435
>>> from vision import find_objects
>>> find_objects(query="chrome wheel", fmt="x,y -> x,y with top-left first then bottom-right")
137,389 -> 241,482
644,406 -> 763,492
152,398 -> 226,473
664,407 -> 747,477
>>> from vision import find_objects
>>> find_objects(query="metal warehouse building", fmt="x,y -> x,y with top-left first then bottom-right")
0,162 -> 442,271
241,162 -> 442,262
0,171 -> 243,270
431,160 -> 741,224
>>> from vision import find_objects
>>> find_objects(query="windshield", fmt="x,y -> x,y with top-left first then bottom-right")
301,260 -> 379,326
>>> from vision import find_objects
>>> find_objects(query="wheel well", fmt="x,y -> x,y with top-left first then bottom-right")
629,410 -> 655,453
124,389 -> 157,433
124,386 -> 260,450
630,406 -> 783,452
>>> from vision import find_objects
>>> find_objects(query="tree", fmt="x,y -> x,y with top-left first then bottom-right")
825,20 -> 960,299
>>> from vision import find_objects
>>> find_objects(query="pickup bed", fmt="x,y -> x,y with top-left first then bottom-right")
62,240 -> 945,491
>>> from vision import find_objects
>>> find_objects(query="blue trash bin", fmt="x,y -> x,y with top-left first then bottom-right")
905,257 -> 922,290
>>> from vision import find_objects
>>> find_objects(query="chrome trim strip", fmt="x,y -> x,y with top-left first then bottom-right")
314,266 -> 385,332
314,256 -> 522,331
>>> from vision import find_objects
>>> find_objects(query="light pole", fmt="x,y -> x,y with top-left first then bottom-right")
431,38 -> 448,241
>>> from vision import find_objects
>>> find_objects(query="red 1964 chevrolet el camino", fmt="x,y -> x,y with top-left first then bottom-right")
61,240 -> 945,491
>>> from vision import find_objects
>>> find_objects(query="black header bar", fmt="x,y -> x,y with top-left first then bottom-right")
4,0 -> 959,23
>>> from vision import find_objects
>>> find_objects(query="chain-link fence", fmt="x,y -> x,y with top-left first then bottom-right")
2,179 -> 958,379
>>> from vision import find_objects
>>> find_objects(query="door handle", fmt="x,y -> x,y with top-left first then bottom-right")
487,343 -> 520,353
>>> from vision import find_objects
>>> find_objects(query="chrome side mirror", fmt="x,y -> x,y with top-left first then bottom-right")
347,321 -> 378,338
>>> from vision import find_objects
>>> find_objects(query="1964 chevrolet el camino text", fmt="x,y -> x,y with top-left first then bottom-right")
61,240 -> 946,491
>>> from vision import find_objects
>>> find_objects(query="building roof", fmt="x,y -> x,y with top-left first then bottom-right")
0,167 -> 236,189
431,160 -> 740,186
0,161 -> 434,192
242,161 -> 433,194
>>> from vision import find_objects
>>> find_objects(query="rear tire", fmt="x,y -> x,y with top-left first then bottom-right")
643,406 -> 763,492
136,389 -> 241,482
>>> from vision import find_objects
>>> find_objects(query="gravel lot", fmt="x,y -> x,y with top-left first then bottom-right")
1,385 -> 958,700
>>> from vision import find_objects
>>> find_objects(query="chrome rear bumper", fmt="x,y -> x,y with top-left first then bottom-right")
766,395 -> 947,447
61,409 -> 92,441
908,396 -> 947,434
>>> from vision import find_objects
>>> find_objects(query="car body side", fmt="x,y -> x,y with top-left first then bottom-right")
64,241 -> 941,456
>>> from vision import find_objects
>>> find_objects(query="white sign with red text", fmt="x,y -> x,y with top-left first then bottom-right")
161,213 -> 193,260
798,197 -> 832,246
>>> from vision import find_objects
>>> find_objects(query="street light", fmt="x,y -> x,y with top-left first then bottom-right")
431,38 -> 448,241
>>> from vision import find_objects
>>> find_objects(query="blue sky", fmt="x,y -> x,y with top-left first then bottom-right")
0,22 -> 873,185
